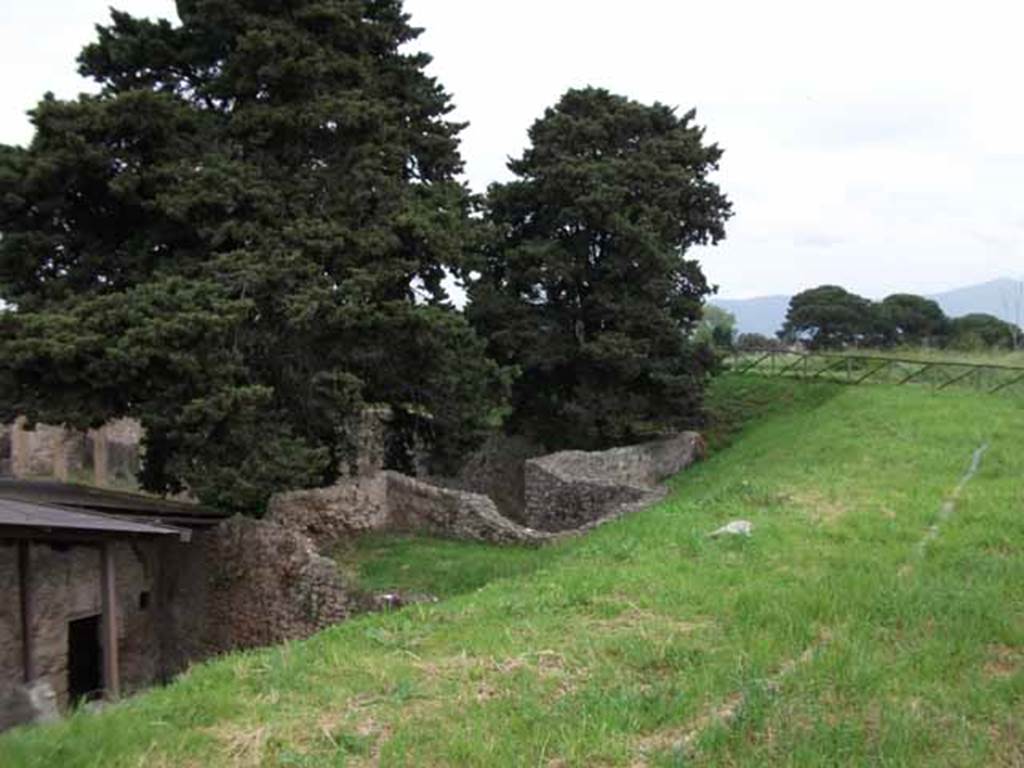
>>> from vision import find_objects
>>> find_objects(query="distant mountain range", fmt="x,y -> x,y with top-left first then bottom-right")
711,278 -> 1024,336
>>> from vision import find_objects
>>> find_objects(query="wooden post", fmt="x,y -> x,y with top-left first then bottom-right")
100,542 -> 120,700
18,541 -> 35,682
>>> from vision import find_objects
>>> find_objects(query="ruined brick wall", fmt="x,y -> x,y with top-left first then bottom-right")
196,518 -> 362,652
0,543 -> 22,730
268,471 -> 551,548
384,472 -> 550,545
432,435 -> 545,524
4,418 -> 141,486
267,474 -> 389,550
522,432 -> 703,532
0,426 -> 11,476
0,526 -> 365,733
157,518 -> 364,662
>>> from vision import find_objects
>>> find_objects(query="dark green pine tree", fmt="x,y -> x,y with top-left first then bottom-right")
467,88 -> 732,449
0,0 -> 507,513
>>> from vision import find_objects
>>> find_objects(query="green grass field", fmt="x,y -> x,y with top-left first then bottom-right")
2,376 -> 1023,766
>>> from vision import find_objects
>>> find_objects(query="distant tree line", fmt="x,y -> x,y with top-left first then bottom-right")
775,285 -> 1021,351
0,1 -> 731,512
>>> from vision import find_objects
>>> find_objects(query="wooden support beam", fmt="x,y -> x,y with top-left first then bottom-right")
897,363 -> 933,386
937,367 -> 978,391
736,352 -> 771,375
100,542 -> 120,700
776,353 -> 807,376
852,360 -> 892,385
991,371 -> 1024,394
18,541 -> 35,682
813,357 -> 849,379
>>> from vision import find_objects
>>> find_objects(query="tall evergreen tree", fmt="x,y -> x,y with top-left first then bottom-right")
0,0 -> 506,512
467,88 -> 731,449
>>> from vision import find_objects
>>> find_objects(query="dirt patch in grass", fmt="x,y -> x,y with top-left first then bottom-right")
786,488 -> 850,523
984,645 -> 1023,680
586,606 -> 710,636
415,648 -> 584,703
203,722 -> 268,767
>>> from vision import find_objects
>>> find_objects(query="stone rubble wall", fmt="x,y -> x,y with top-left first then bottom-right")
267,431 -> 704,543
522,432 -> 704,531
1,417 -> 142,486
430,434 -> 546,525
268,471 -> 551,549
186,518 -> 363,654
268,473 -> 389,551
383,472 -> 551,545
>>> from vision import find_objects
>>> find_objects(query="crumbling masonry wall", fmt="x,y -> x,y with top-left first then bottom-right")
269,471 -> 551,549
268,431 -> 705,544
522,432 -> 704,531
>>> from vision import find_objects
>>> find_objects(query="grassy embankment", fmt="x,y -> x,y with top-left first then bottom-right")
2,375 -> 1022,766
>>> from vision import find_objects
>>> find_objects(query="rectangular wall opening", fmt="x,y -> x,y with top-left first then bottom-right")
67,615 -> 102,705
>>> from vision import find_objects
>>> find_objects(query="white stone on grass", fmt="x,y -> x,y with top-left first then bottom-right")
709,520 -> 754,537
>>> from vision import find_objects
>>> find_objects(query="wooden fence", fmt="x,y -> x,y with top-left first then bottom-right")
724,349 -> 1024,395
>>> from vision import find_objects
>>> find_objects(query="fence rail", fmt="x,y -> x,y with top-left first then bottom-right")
724,349 -> 1024,395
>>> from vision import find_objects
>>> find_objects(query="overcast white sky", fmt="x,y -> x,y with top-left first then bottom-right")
2,0 -> 1022,299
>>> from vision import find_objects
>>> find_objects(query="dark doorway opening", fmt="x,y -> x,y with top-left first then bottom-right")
67,615 -> 102,704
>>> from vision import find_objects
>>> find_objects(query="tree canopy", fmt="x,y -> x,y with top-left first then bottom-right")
779,285 -> 875,349
695,305 -> 737,349
467,88 -> 731,449
948,313 -> 1019,350
0,0 -> 506,512
779,286 -> 1021,351
878,294 -> 948,345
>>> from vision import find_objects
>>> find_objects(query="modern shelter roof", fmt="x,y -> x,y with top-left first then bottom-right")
0,496 -> 192,541
0,479 -> 226,529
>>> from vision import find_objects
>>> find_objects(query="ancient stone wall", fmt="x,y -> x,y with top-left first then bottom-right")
2,418 -> 142,486
433,434 -> 545,524
0,425 -> 11,476
384,472 -> 550,544
522,432 -> 704,531
0,430 -> 704,731
185,518 -> 362,654
268,471 -> 550,548
268,432 -> 704,542
268,474 -> 389,550
0,543 -> 22,731
0,539 -> 163,730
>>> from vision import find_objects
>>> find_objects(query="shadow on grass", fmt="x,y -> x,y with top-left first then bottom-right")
337,533 -> 559,600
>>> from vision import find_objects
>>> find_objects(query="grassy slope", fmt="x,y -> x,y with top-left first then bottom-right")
3,378 -> 1023,767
